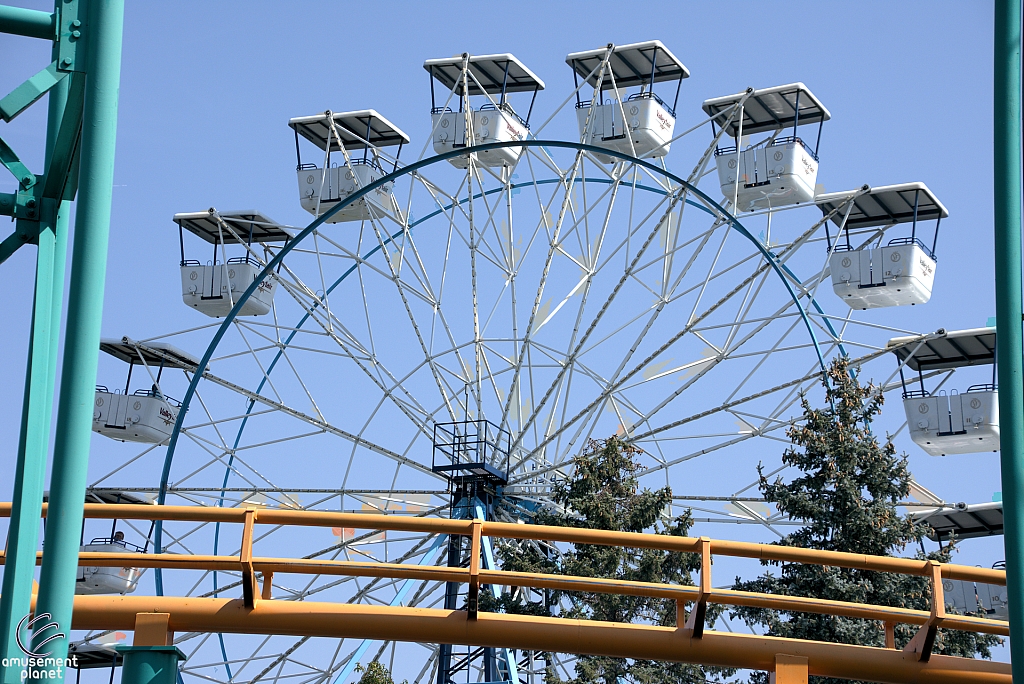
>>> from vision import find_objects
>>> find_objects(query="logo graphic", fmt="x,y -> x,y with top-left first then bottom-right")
918,403 -> 930,414
970,398 -> 982,410
891,251 -> 901,262
773,151 -> 783,161
16,613 -> 64,658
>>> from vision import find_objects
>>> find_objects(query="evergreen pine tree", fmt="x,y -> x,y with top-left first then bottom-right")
355,661 -> 406,684
731,357 -> 1000,684
492,436 -> 732,684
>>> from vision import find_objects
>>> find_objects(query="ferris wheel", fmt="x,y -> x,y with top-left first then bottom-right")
72,41 -> 963,684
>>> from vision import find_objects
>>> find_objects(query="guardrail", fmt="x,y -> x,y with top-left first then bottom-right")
0,503 -> 1010,684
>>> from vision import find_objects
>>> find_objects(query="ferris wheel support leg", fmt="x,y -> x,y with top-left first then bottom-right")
994,0 -> 1024,679
28,0 -> 124,679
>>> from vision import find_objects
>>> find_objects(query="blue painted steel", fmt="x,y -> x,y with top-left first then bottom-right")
156,146 -> 840,678
474,502 -> 520,684
154,139 -> 828,588
330,535 -> 448,684
29,1 -> 124,676
186,181 -> 848,539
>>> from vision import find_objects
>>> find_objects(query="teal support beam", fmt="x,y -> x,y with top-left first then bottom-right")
0,5 -> 55,39
116,646 -> 185,684
0,61 -> 67,122
0,211 -> 68,684
28,0 -> 123,677
0,221 -> 44,265
0,134 -> 36,189
41,72 -> 84,201
994,0 -> 1024,679
0,1 -> 71,678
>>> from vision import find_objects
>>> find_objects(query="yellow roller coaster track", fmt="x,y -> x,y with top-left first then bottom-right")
0,503 -> 1011,684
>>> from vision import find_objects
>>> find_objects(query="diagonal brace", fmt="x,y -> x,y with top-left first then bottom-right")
0,60 -> 67,123
0,197 -> 56,265
0,222 -> 43,265
41,71 -> 84,201
0,133 -> 35,189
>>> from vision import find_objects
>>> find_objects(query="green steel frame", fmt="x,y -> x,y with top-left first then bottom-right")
0,1 -> 124,681
994,0 -> 1024,680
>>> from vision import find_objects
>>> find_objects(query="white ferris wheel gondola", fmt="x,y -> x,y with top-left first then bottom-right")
175,209 -> 290,317
567,40 -> 689,163
425,52 -> 544,168
889,327 -> 999,456
703,82 -> 830,212
817,182 -> 946,309
70,490 -> 154,596
289,109 -> 410,223
93,337 -> 199,445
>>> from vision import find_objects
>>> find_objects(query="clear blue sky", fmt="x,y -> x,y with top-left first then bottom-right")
0,0 -> 1009,673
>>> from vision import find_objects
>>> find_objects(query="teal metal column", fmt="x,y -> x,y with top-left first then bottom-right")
0,6 -> 70,679
994,0 -> 1024,677
28,0 -> 124,677
116,646 -> 185,684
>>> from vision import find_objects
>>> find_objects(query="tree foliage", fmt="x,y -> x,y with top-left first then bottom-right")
491,436 -> 732,684
355,661 -> 406,684
731,357 -> 1000,684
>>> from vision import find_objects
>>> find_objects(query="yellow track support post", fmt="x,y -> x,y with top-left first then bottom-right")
114,613 -> 185,684
771,654 -> 808,684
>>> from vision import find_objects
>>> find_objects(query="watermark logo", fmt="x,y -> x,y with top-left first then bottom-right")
1,614 -> 78,680
15,614 -> 63,658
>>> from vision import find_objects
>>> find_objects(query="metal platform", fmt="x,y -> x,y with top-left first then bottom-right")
431,419 -> 510,485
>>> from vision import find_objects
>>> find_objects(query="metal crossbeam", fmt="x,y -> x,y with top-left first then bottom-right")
0,134 -> 35,189
0,60 -> 66,122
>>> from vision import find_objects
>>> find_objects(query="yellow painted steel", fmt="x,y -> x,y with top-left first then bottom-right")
4,548 -> 1007,640
56,596 -> 1010,684
0,503 -> 1004,584
0,503 -> 1012,683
